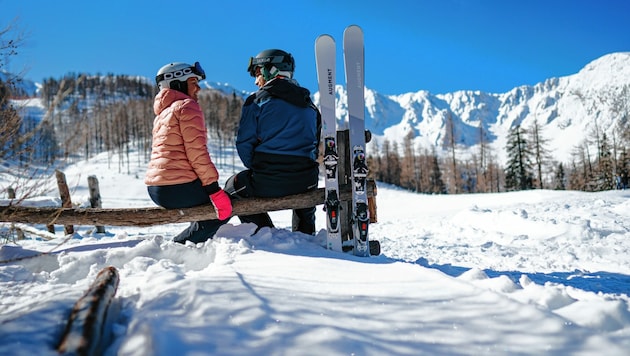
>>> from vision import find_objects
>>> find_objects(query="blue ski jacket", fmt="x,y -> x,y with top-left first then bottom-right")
237,78 -> 321,172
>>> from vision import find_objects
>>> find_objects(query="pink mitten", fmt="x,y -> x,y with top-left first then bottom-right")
209,189 -> 232,220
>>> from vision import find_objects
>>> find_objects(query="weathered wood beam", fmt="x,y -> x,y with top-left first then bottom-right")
57,266 -> 120,355
0,182 -> 375,227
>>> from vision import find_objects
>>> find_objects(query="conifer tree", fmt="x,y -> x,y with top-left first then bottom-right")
554,162 -> 566,190
529,119 -> 551,189
429,148 -> 446,194
596,132 -> 614,190
617,147 -> 629,189
504,124 -> 534,191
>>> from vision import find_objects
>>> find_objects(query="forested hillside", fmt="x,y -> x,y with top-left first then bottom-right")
3,65 -> 629,196
2,74 -> 243,173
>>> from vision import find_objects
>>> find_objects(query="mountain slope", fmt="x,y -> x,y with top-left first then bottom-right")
316,52 -> 630,164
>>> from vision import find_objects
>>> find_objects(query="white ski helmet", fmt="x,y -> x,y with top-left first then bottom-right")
155,61 -> 206,90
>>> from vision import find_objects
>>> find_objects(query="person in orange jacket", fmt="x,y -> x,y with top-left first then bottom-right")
145,61 -> 232,244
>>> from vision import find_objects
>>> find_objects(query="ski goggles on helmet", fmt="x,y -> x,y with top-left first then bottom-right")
247,56 -> 284,77
156,61 -> 206,83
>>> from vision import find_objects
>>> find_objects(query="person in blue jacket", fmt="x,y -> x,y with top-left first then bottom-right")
225,49 -> 321,235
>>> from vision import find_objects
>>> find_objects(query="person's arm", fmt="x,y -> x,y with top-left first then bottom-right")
179,100 -> 219,185
236,95 -> 260,168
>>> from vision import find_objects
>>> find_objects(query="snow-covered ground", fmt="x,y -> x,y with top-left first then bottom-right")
1,150 -> 629,355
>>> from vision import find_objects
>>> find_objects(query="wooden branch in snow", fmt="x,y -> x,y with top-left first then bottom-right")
0,181 -> 376,227
11,223 -> 56,240
57,266 -> 120,356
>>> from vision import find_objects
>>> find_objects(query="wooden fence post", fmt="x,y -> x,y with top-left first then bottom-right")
88,176 -> 106,233
55,170 -> 74,235
7,187 -> 25,240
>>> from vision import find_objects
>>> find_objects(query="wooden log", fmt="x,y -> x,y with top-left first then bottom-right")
0,182 -> 375,227
57,266 -> 119,356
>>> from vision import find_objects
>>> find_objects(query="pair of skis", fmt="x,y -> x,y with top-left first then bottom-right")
316,25 -> 373,257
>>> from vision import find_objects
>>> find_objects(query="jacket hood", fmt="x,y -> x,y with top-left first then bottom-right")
255,78 -> 312,108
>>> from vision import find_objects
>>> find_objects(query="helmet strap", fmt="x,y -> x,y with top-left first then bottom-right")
262,65 -> 280,81
170,80 -> 188,95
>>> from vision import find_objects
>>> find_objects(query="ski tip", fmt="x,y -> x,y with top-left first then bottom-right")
316,34 -> 335,43
344,24 -> 363,34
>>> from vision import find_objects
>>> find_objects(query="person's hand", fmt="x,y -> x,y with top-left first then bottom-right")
209,189 -> 232,220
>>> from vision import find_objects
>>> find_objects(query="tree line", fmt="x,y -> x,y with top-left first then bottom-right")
370,86 -> 630,194
4,72 -> 630,195
2,73 -> 244,173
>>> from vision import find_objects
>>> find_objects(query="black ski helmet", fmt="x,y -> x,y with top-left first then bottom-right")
247,49 -> 295,80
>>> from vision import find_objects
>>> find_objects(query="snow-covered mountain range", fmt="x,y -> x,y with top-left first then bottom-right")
321,52 -> 630,164
7,52 -> 629,165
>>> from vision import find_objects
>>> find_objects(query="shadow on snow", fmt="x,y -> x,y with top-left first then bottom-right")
415,257 -> 630,296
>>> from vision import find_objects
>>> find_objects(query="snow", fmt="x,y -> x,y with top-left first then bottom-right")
1,150 -> 629,355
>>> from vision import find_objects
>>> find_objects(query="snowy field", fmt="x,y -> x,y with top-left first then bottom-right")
1,150 -> 629,355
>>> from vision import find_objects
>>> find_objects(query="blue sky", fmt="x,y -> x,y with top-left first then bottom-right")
2,0 -> 629,95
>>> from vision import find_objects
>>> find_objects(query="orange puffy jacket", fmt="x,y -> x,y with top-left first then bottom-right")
144,88 -> 219,188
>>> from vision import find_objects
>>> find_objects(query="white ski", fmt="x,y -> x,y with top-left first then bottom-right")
315,34 -> 342,252
343,25 -> 370,256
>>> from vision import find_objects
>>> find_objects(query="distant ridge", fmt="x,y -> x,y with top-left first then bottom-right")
11,52 -> 630,165
316,52 -> 630,164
